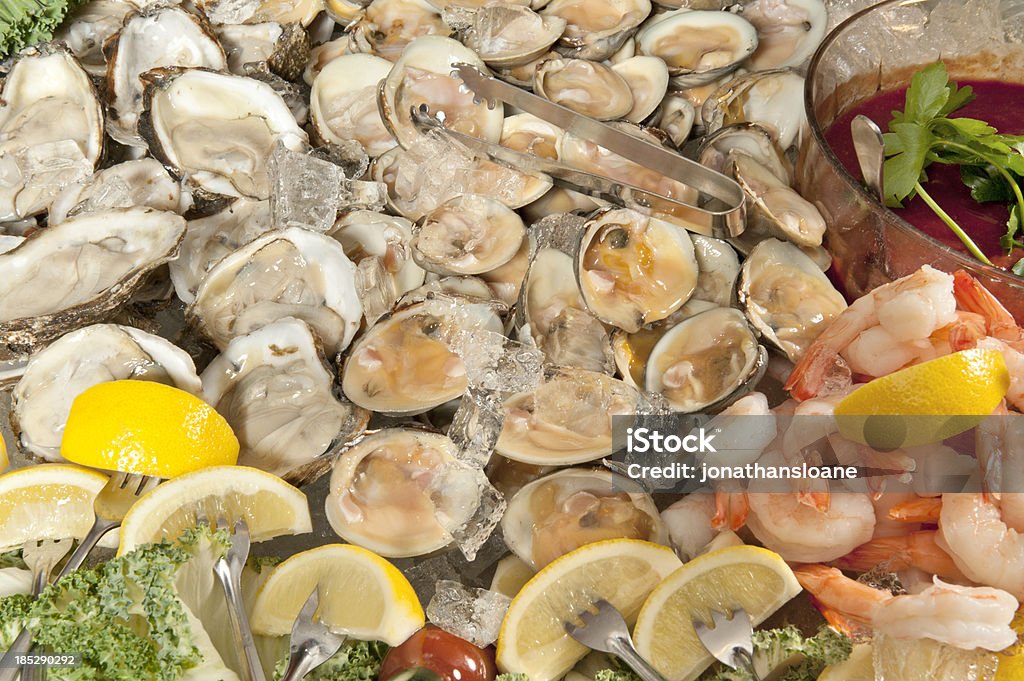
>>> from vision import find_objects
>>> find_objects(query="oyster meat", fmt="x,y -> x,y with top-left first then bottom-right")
140,68 -> 307,199
11,324 -> 201,461
0,208 -> 186,352
0,46 -> 103,221
201,317 -> 369,482
188,227 -> 362,354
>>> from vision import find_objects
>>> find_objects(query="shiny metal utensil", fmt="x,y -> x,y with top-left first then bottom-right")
564,599 -> 667,681
0,472 -> 159,681
404,63 -> 747,240
851,114 -> 886,202
279,590 -> 346,681
19,538 -> 73,681
203,514 -> 266,681
692,608 -> 761,681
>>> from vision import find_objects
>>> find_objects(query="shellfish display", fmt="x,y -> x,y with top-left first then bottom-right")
5,3 -> 1021,680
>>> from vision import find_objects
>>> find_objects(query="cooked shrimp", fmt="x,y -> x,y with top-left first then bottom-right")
795,565 -> 1020,651
833,530 -> 966,581
785,266 -> 958,400
939,492 -> 1024,599
952,269 -> 1024,344
887,496 -> 942,523
745,474 -> 875,562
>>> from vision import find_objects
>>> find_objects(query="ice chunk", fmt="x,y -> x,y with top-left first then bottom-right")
429,461 -> 506,561
69,176 -> 134,217
313,141 -> 370,181
402,531 -> 509,604
426,580 -> 512,648
204,0 -> 261,25
269,143 -> 388,231
354,256 -> 398,327
448,386 -> 505,468
13,140 -> 93,211
539,307 -> 615,373
454,330 -> 544,394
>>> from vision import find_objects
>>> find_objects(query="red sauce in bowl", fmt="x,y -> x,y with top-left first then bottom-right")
824,80 -> 1024,269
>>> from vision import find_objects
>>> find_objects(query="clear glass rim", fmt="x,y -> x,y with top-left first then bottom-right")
802,0 -> 1015,279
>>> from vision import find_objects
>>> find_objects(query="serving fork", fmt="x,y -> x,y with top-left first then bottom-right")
279,590 -> 346,681
692,609 -> 761,681
18,538 -> 73,681
200,514 -> 266,681
0,472 -> 158,681
564,599 -> 667,681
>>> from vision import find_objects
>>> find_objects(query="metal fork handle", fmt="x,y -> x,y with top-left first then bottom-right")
0,518 -> 120,681
213,558 -> 267,681
607,636 -> 669,681
732,647 -> 762,681
279,645 -> 318,681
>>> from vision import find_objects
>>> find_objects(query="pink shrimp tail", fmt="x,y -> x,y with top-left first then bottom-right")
832,530 -> 965,581
887,496 -> 942,523
798,489 -> 831,512
945,312 -> 988,351
793,564 -> 884,636
953,270 -> 1024,342
784,343 -> 839,401
712,491 -> 749,531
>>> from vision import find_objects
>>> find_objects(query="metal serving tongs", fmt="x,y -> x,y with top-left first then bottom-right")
404,63 -> 747,240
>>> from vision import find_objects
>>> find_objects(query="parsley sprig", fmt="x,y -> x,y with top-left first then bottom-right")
882,61 -> 1024,274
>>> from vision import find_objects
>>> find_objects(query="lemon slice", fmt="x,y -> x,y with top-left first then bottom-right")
62,380 -> 239,478
819,644 -> 873,681
250,544 -> 424,645
0,436 -> 8,473
490,554 -> 535,598
834,348 -> 1009,449
632,546 -> 802,681
0,464 -> 108,551
118,465 -> 311,554
496,539 -> 682,681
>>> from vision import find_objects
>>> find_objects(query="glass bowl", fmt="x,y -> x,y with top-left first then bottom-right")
798,0 -> 1024,318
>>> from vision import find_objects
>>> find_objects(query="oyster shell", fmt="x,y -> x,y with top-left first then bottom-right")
341,299 -> 503,414
48,158 -> 182,225
105,7 -> 227,147
411,193 -> 526,276
541,0 -> 652,61
201,317 -> 369,483
697,122 -> 791,184
502,468 -> 668,569
10,324 -> 201,461
636,9 -> 758,88
55,0 -> 134,76
611,56 -> 670,124
188,227 -> 362,354
216,22 -> 311,81
461,6 -> 566,67
325,428 -> 462,557
576,207 -> 698,333
495,368 -> 641,465
140,68 -> 307,199
350,0 -> 450,61
690,234 -> 740,307
645,306 -> 765,412
330,210 -> 426,297
168,198 -> 272,305
379,36 -> 505,150
702,68 -> 806,149
730,151 -> 825,247
534,58 -> 634,121
311,53 -> 395,157
0,45 -> 103,221
0,208 -> 185,353
738,237 -> 846,362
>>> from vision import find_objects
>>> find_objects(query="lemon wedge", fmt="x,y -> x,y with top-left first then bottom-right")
632,546 -> 802,681
61,380 -> 239,478
490,554 -> 535,599
0,436 -> 8,474
496,539 -> 682,681
0,464 -> 108,551
117,465 -> 310,554
819,644 -> 873,681
250,544 -> 424,645
834,348 -> 1009,449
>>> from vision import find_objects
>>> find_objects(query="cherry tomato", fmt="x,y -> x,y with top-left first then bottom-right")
380,626 -> 497,681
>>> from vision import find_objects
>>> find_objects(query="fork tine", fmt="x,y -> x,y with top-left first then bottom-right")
297,588 -> 319,625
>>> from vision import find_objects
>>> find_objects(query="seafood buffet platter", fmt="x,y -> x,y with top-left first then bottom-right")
0,0 -> 1023,679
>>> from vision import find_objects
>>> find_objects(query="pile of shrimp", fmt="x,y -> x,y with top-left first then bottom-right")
661,266 -> 1024,653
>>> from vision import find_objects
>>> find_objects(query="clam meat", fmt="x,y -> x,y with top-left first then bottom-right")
311,53 -> 396,157
502,468 -> 668,569
541,0 -> 652,61
411,193 -> 526,276
534,58 -> 635,121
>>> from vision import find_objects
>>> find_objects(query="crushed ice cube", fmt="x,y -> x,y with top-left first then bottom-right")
69,175 -> 134,218
313,141 -> 369,181
243,62 -> 309,124
16,139 -> 92,194
204,0 -> 261,24
453,330 -> 544,394
429,461 -> 506,561
539,307 -> 615,373
448,386 -> 505,469
403,531 -> 509,604
441,5 -> 477,31
269,143 -> 388,231
426,580 -> 512,648
355,256 -> 398,327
